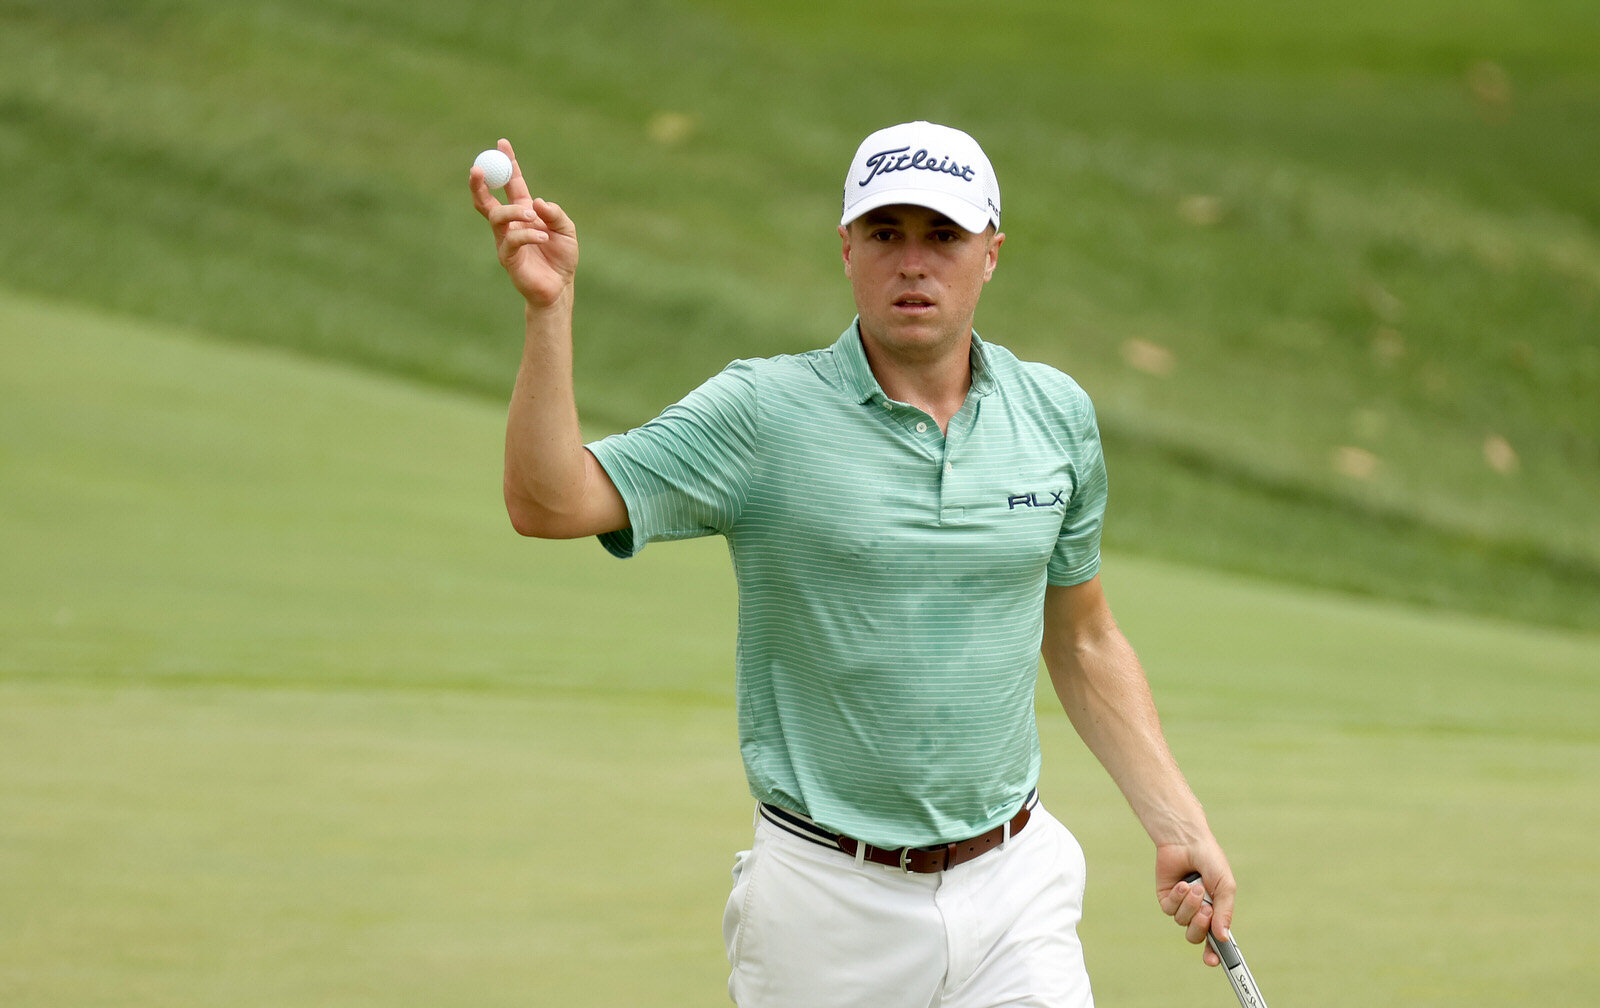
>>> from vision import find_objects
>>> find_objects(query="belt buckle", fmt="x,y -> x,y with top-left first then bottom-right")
899,844 -> 955,873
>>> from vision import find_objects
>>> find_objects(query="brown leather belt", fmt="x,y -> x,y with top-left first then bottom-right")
759,792 -> 1036,874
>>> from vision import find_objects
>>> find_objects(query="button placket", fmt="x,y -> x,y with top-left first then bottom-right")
936,401 -> 979,525
937,428 -> 957,524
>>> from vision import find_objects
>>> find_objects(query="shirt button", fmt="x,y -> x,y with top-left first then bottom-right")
916,422 -> 928,433
944,462 -> 954,474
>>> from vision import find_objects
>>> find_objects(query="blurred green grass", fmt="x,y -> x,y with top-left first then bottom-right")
3,293 -> 1595,1007
0,293 -> 736,693
0,0 -> 1596,626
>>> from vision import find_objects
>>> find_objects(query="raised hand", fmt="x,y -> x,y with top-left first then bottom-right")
470,138 -> 579,309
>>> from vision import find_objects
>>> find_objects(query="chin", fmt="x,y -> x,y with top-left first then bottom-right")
876,325 -> 963,357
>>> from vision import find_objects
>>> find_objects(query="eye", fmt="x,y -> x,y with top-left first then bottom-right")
933,230 -> 961,243
870,229 -> 897,242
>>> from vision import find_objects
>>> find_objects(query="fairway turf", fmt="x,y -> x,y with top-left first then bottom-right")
3,293 -> 1597,1006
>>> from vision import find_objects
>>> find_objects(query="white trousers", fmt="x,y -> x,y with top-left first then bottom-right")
723,802 -> 1093,1008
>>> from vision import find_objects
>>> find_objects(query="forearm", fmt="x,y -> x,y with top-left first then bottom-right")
502,292 -> 594,536
1042,592 -> 1210,846
1042,579 -> 1238,955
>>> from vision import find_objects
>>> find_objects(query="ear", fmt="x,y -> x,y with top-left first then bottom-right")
838,224 -> 853,278
982,231 -> 1005,283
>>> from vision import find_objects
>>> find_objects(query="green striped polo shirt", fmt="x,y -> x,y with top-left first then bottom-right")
587,322 -> 1107,848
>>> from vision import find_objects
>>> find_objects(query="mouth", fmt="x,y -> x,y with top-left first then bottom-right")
893,294 -> 936,313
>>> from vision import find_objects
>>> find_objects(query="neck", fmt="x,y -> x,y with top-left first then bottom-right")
858,327 -> 974,433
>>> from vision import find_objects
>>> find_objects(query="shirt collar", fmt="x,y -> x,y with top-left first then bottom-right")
832,319 -> 998,405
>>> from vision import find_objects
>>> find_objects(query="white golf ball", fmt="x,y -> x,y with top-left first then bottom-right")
474,148 -> 513,189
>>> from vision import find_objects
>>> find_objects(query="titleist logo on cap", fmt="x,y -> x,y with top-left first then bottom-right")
858,146 -> 978,186
841,122 -> 1000,233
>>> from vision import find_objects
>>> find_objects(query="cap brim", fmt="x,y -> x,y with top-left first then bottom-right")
841,187 -> 993,234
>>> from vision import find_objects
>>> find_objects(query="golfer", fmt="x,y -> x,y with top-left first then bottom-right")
472,121 -> 1235,1007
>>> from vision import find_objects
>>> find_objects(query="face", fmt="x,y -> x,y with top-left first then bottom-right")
840,204 -> 1004,362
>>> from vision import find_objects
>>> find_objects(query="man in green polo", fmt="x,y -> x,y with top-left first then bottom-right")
472,121 -> 1236,1007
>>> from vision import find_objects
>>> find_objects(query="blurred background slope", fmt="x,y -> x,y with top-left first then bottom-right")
2,0 -> 1596,626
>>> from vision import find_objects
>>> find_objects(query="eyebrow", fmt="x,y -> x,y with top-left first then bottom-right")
859,210 -> 963,230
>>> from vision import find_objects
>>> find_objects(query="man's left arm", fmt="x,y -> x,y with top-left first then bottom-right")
1041,575 -> 1235,965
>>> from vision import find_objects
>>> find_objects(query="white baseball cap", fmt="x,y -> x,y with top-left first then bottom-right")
840,121 -> 1001,234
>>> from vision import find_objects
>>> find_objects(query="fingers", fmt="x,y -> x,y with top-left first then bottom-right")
501,137 -> 533,205
489,200 -> 570,244
485,201 -> 541,229
529,196 -> 575,238
1209,880 -> 1236,947
471,138 -> 531,218
1163,878 -> 1214,943
1161,876 -> 1229,967
468,139 -> 571,236
469,165 -> 499,216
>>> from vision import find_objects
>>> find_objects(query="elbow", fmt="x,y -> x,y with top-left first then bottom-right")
503,459 -> 627,539
503,486 -> 593,539
504,488 -> 558,538
506,505 -> 548,538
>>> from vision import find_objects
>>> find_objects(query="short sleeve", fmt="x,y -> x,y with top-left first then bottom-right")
1046,394 -> 1108,586
585,360 -> 759,558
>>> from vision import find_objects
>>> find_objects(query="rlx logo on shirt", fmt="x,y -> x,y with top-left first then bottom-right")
1007,490 -> 1067,509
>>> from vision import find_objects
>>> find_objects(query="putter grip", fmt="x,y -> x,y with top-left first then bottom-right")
1181,872 -> 1267,1008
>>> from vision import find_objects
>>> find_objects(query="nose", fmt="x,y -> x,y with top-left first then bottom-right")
897,240 -> 928,278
